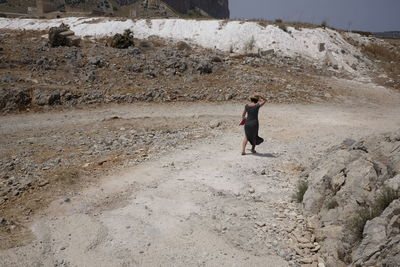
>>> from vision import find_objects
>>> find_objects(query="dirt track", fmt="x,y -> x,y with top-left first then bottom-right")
1,80 -> 400,266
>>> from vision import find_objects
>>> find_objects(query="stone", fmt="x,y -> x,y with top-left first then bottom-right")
88,56 -> 107,68
0,87 -> 31,112
196,61 -> 213,74
32,89 -> 61,106
209,120 -> 221,129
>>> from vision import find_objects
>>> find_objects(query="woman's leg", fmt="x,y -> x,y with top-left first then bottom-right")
242,137 -> 248,155
251,145 -> 256,153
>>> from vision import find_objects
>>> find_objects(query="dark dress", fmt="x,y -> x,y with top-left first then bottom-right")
244,103 -> 264,146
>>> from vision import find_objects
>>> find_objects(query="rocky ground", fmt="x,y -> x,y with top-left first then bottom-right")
0,28 -> 348,114
1,26 -> 400,267
1,100 -> 400,266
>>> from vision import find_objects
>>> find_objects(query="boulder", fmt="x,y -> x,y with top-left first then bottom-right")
300,131 -> 400,266
32,89 -> 61,106
352,200 -> 400,266
0,88 -> 31,112
48,23 -> 80,47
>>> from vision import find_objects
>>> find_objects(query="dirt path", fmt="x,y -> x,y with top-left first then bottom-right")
1,99 -> 400,266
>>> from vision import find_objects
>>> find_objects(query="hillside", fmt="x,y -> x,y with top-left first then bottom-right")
0,0 -> 230,18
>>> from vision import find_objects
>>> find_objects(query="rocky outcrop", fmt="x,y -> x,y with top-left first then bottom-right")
301,131 -> 400,266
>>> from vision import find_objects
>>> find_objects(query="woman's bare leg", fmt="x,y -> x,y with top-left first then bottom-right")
242,137 -> 248,155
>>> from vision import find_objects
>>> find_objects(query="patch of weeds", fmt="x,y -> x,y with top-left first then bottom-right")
138,40 -> 152,49
53,168 -> 80,185
275,19 -> 283,23
244,35 -> 256,52
326,199 -> 339,209
348,187 -> 400,241
362,43 -> 397,62
321,20 -> 328,29
293,180 -> 308,203
278,24 -> 288,33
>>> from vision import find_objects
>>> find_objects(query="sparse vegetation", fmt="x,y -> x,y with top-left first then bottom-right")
177,41 -> 191,51
244,35 -> 256,52
348,187 -> 400,241
293,180 -> 308,203
278,23 -> 288,33
138,40 -> 152,48
53,168 -> 80,185
327,199 -> 339,209
109,29 -> 134,49
362,43 -> 397,62
321,20 -> 328,29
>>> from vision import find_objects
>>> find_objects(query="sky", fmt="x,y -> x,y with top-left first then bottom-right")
229,0 -> 400,32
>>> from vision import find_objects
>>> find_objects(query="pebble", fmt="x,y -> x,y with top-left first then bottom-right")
248,188 -> 255,194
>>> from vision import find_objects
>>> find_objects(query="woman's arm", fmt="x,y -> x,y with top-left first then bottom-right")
256,93 -> 267,107
242,108 -> 247,119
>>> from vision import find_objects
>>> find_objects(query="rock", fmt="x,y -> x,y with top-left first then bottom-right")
384,174 -> 400,191
176,41 -> 191,51
0,87 -> 31,112
196,61 -> 213,74
32,89 -> 61,106
48,23 -> 79,47
209,120 -> 221,129
127,47 -> 141,56
299,257 -> 314,264
352,199 -> 400,266
248,187 -> 255,194
261,169 -> 266,175
319,43 -> 325,52
88,56 -> 107,68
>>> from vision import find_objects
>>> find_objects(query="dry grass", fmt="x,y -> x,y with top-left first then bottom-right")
348,187 -> 400,241
293,180 -> 308,203
362,43 -> 397,62
53,168 -> 81,185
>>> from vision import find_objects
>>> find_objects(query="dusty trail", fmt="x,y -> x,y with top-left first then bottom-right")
1,100 -> 400,266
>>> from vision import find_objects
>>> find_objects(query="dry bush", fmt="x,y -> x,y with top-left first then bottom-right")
293,180 -> 308,203
53,168 -> 81,185
362,43 -> 397,61
109,29 -> 134,49
348,187 -> 399,241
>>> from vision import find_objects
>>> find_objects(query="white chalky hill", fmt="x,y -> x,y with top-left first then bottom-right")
0,17 -> 370,73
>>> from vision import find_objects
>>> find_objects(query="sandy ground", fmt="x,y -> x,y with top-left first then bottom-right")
1,79 -> 400,266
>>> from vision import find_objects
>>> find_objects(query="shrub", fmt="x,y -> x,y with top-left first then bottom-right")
177,41 -> 191,51
321,20 -> 328,29
138,40 -> 152,48
348,187 -> 399,241
327,199 -> 339,209
275,19 -> 283,23
362,43 -> 397,62
293,180 -> 308,203
109,29 -> 134,49
278,24 -> 288,33
244,35 -> 256,52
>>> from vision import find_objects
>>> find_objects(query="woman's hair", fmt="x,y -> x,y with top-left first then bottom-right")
250,96 -> 259,103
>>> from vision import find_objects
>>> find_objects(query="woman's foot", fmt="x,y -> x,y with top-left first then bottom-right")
251,149 -> 257,154
241,152 -> 246,155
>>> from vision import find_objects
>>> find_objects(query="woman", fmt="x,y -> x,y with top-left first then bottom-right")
241,93 -> 266,155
